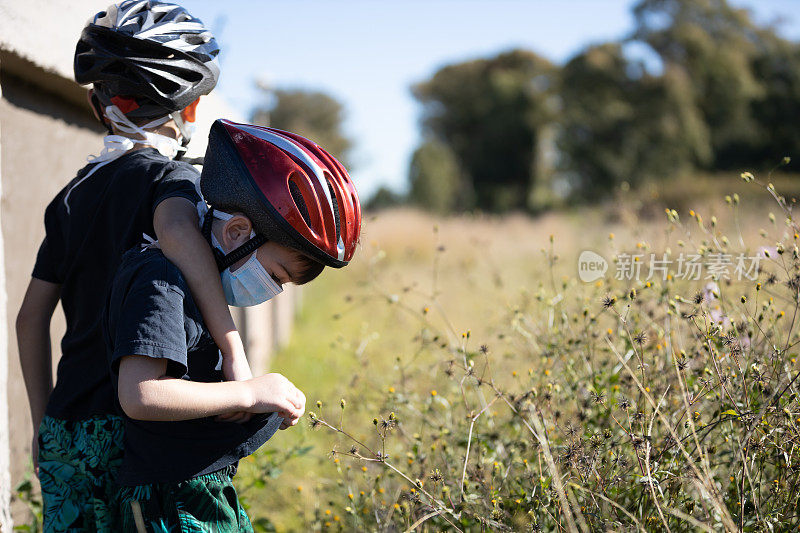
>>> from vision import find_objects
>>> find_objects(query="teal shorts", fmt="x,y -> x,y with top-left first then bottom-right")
38,414 -> 125,532
115,465 -> 253,532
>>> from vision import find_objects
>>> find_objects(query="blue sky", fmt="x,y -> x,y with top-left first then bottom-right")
181,0 -> 800,199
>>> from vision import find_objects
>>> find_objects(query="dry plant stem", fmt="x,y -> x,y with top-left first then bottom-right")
460,394 -> 501,499
314,417 -> 464,532
496,393 -> 587,533
644,388 -> 671,533
403,509 -> 445,533
568,483 -> 646,532
605,337 -> 738,531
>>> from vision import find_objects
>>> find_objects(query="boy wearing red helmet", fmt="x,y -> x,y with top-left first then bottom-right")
105,120 -> 361,529
16,2 -> 254,530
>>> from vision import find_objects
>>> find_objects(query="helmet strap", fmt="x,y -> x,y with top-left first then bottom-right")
202,207 -> 268,271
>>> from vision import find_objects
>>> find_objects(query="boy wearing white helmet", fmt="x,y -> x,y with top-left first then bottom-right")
106,120 -> 361,529
16,2 -> 253,530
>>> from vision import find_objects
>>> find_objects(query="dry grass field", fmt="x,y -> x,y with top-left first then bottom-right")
235,172 -> 800,531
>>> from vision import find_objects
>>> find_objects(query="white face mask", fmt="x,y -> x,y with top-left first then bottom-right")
63,104 -> 183,213
211,210 -> 283,307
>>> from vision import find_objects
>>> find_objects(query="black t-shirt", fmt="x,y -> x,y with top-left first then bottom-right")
32,148 -> 201,420
105,248 -> 282,486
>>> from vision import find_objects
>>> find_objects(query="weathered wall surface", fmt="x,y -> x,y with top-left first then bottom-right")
0,0 -> 111,81
0,69 -> 104,523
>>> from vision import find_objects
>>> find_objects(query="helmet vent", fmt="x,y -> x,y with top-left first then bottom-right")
288,179 -> 312,226
326,178 -> 341,242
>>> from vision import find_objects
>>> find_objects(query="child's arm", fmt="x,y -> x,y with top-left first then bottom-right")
16,278 -> 61,474
154,197 -> 253,382
117,355 -> 304,428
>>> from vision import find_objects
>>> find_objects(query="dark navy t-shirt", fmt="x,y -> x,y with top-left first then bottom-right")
32,148 -> 201,420
105,248 -> 282,486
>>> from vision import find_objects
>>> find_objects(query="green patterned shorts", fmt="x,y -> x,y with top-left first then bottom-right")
115,465 -> 253,533
38,414 -> 125,532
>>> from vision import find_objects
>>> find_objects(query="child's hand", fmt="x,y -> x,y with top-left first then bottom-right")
246,373 -> 305,425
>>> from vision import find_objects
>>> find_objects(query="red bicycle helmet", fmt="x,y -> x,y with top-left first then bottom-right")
200,119 -> 361,268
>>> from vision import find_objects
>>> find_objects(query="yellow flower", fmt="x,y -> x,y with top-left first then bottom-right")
430,390 -> 437,396
388,386 -> 395,393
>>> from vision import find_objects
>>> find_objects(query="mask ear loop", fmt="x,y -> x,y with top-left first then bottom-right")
218,234 -> 268,271
201,206 -> 268,271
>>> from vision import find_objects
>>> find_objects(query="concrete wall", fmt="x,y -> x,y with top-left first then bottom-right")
0,66 -> 102,524
0,0 -> 111,82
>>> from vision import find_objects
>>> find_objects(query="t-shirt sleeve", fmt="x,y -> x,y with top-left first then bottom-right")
31,236 -> 61,283
31,199 -> 64,283
152,163 -> 201,214
110,275 -> 189,378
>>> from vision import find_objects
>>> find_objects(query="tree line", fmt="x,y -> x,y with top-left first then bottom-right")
252,0 -> 800,214
406,0 -> 799,213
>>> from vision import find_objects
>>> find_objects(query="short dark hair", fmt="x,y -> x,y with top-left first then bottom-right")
290,253 -> 325,285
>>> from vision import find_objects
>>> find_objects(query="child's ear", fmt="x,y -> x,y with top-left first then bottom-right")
222,215 -> 253,248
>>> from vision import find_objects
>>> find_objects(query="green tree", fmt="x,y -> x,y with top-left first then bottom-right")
559,43 -> 709,199
632,0 -> 769,169
365,186 -> 405,211
251,88 -> 352,167
412,49 -> 557,212
750,37 -> 800,166
407,140 -> 466,214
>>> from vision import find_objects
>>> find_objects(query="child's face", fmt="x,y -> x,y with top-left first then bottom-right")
249,242 -> 306,287
216,214 -> 309,286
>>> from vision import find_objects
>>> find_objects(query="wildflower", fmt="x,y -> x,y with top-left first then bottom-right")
480,344 -> 489,354
340,398 -> 347,409
618,397 -> 631,410
590,390 -> 606,404
693,292 -> 705,305
602,295 -> 616,309
430,390 -> 437,397
633,332 -> 647,346
429,469 -> 444,482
